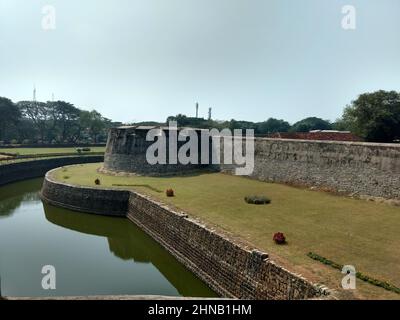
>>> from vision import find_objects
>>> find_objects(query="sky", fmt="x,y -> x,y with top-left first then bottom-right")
0,0 -> 399,124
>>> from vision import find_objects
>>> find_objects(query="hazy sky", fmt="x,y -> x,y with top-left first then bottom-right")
0,0 -> 399,123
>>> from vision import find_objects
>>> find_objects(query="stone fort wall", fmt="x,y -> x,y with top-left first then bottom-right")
41,169 -> 129,216
127,191 -> 329,300
104,126 -> 400,200
0,156 -> 104,186
220,138 -> 400,200
104,127 -> 212,175
40,175 -> 331,300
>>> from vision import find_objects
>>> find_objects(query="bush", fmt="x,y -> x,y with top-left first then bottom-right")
95,178 -> 101,185
273,232 -> 286,244
244,195 -> 271,205
76,148 -> 82,154
82,147 -> 91,152
307,252 -> 400,294
166,188 -> 174,197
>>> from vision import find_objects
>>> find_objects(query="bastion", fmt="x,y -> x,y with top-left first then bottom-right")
103,126 -> 213,176
104,125 -> 400,200
38,127 -> 400,299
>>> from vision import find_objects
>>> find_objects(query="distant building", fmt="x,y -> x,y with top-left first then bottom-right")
266,130 -> 363,142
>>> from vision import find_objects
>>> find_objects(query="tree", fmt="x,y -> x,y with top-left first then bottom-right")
80,110 -> 111,143
17,100 -> 51,142
17,118 -> 37,143
0,96 -> 112,144
332,118 -> 351,131
256,118 -> 291,134
290,117 -> 332,132
167,114 -> 211,128
228,119 -> 257,131
0,97 -> 21,142
47,101 -> 81,142
341,90 -> 400,142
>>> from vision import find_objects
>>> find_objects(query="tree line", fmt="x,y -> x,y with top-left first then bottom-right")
164,90 -> 400,143
2,90 -> 399,144
165,114 -> 332,136
0,97 -> 121,144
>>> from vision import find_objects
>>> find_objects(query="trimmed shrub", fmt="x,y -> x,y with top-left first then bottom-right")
273,232 -> 286,244
166,189 -> 174,197
245,195 -> 271,205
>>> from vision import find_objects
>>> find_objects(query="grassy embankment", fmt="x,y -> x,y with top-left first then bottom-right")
51,163 -> 400,300
0,147 -> 105,156
0,147 -> 105,165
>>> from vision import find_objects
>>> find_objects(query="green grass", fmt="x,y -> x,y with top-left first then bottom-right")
0,155 -> 103,166
51,163 -> 400,300
0,147 -> 105,156
307,252 -> 400,295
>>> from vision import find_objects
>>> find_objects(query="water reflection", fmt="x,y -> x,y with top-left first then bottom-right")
43,204 -> 217,297
0,178 -> 216,298
0,179 -> 42,218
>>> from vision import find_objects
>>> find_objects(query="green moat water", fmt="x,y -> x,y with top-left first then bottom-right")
0,178 -> 217,298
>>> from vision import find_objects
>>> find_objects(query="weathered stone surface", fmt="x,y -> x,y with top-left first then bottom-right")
103,127 -> 214,176
126,192 -> 329,300
104,126 -> 400,200
40,176 -> 331,300
0,156 -> 103,186
41,171 -> 129,216
220,138 -> 400,200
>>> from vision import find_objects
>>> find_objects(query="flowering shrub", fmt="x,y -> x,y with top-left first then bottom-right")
273,232 -> 286,244
166,188 -> 174,197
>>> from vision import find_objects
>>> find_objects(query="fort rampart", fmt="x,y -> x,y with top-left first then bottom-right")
0,156 -> 103,186
40,172 -> 331,300
104,126 -> 400,200
220,138 -> 400,200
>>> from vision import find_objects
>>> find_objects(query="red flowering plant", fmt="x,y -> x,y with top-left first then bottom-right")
273,232 -> 286,245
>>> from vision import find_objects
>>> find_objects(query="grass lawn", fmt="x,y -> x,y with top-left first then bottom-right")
0,147 -> 105,156
52,163 -> 400,300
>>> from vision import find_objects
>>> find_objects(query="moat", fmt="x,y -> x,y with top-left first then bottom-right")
0,178 -> 217,298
